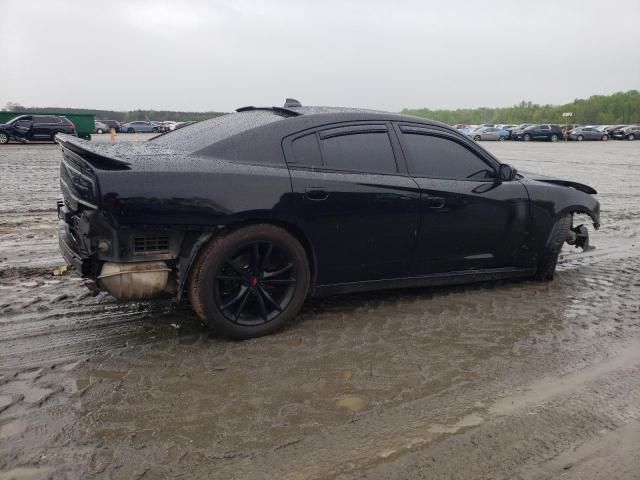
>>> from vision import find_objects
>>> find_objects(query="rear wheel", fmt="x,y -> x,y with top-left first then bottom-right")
97,128 -> 104,134
550,134 -> 559,142
188,224 -> 310,339
535,214 -> 572,281
0,132 -> 9,144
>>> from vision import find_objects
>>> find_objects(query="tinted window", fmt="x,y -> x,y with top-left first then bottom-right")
34,116 -> 57,124
320,130 -> 397,174
402,133 -> 493,180
291,133 -> 322,166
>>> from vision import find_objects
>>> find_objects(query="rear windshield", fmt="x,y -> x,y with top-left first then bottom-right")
150,111 -> 284,153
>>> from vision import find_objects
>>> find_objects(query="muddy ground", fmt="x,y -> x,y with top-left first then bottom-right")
1,137 -> 639,479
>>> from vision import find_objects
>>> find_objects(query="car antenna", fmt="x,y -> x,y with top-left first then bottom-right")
283,98 -> 302,108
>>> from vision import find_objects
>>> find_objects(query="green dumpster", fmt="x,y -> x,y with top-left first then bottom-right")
0,111 -> 95,140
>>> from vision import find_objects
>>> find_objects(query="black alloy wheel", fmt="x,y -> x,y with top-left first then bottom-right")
188,224 -> 310,339
215,241 -> 297,326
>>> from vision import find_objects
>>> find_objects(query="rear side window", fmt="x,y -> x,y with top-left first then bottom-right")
320,129 -> 397,174
401,133 -> 493,180
291,133 -> 322,166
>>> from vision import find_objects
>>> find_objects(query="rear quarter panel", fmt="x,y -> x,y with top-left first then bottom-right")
96,156 -> 294,227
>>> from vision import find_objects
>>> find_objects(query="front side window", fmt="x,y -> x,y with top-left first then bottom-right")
320,129 -> 397,174
401,132 -> 494,180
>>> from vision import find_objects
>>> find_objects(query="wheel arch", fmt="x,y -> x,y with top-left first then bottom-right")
176,218 -> 318,302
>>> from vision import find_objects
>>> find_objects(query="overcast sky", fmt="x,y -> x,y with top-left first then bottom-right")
1,0 -> 638,113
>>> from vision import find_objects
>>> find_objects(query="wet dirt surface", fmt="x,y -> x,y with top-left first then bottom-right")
1,138 -> 639,479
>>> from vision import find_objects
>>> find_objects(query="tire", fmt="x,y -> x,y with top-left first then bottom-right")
576,135 -> 583,141
152,127 -> 159,133
188,224 -> 310,339
498,136 -> 505,141
0,132 -> 9,144
97,128 -> 104,134
602,135 -> 609,141
473,135 -> 481,141
523,134 -> 531,142
127,127 -> 134,133
628,134 -> 635,141
534,214 -> 572,281
550,134 -> 559,142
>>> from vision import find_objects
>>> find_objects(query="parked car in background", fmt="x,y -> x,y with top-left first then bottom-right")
160,121 -> 178,132
121,121 -> 161,133
55,100 -> 600,339
568,127 -> 609,141
98,120 -> 121,133
469,126 -> 502,141
506,124 -> 532,139
94,121 -> 109,134
603,125 -> 627,136
0,115 -> 75,144
513,124 -> 562,142
611,125 -> 640,140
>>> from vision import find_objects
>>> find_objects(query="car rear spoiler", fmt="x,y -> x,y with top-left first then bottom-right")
55,133 -> 131,168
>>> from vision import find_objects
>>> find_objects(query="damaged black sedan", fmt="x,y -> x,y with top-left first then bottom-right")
56,100 -> 600,339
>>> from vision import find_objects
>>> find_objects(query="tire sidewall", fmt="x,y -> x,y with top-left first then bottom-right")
0,132 -> 8,144
189,225 -> 310,339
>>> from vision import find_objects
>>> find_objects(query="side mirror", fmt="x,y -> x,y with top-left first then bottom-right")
498,164 -> 517,181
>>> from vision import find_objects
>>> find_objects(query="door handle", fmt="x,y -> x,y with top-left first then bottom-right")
427,196 -> 445,209
304,188 -> 329,201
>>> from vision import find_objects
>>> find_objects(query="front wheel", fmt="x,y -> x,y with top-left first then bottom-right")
523,134 -> 531,142
535,214 -> 572,281
127,127 -> 134,133
188,224 -> 310,339
576,135 -> 583,141
473,135 -> 481,141
0,132 -> 9,144
602,135 -> 609,141
550,134 -> 559,142
628,134 -> 636,141
97,128 -> 104,134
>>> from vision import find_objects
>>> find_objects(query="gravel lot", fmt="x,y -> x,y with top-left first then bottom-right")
1,137 -> 639,479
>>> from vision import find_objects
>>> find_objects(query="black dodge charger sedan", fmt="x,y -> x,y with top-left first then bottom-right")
56,100 -> 600,339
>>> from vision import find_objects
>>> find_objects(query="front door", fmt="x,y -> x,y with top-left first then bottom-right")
396,125 -> 530,274
284,124 -> 420,285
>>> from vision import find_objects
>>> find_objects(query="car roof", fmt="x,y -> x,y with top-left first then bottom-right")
151,106 -> 458,154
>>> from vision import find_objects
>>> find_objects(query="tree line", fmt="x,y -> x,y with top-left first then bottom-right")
1,103 -> 226,122
401,90 -> 640,125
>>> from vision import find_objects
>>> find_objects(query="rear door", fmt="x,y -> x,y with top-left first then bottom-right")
284,123 -> 420,285
32,116 -> 53,139
395,125 -> 530,274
